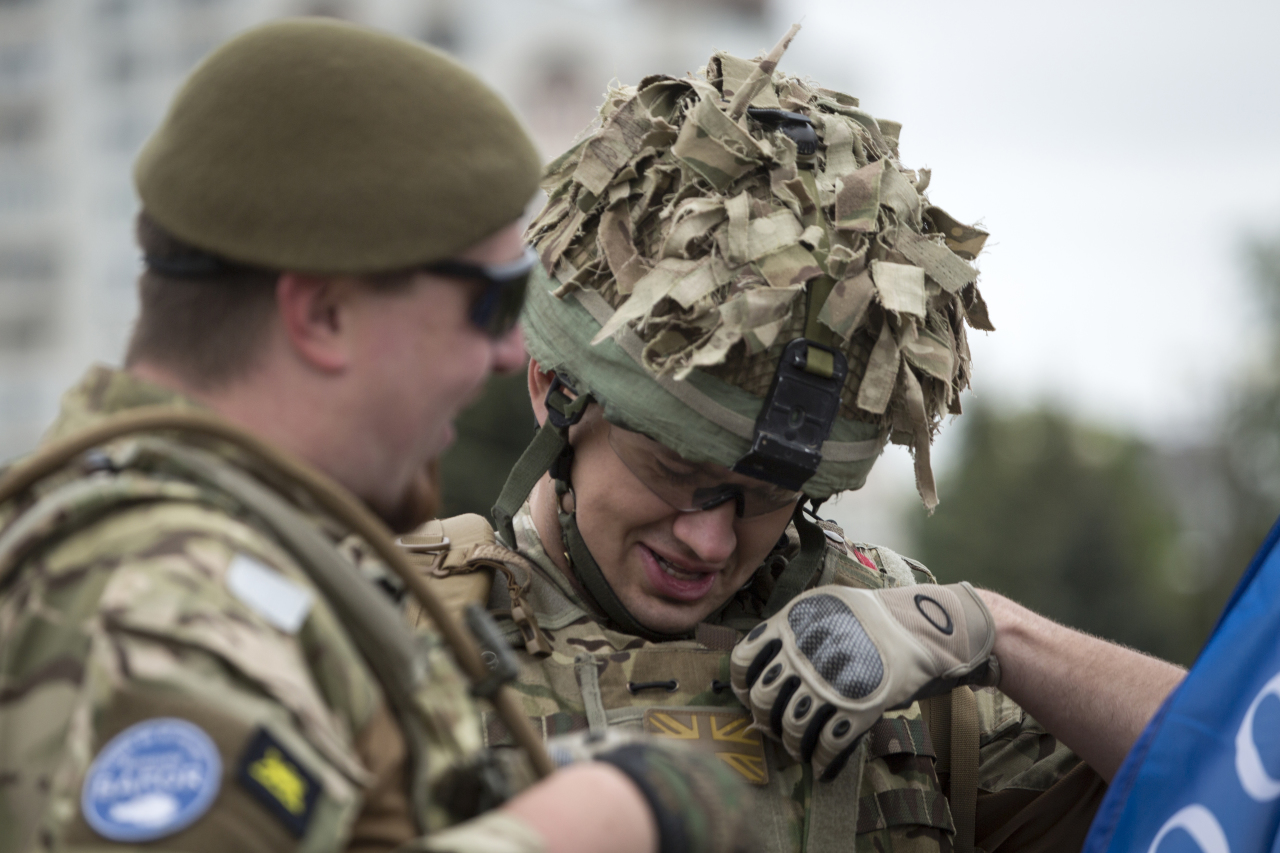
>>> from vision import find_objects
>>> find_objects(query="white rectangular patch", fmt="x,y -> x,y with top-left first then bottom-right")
226,553 -> 313,634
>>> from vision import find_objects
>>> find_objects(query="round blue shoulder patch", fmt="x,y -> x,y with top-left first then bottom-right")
81,717 -> 222,842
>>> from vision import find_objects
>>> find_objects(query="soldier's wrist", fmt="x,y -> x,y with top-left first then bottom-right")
595,740 -> 753,853
595,744 -> 689,853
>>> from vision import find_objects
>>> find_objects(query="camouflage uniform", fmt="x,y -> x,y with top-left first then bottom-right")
470,504 -> 1104,853
0,366 -> 540,853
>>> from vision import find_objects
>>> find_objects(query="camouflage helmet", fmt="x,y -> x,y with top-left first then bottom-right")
134,17 -> 541,274
521,29 -> 991,508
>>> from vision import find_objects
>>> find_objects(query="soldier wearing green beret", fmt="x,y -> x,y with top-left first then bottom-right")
0,18 -> 757,853
406,29 -> 1187,853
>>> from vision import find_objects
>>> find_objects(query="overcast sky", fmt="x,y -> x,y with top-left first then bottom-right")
768,0 -> 1280,444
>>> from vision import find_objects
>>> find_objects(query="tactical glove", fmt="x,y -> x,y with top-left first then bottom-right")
730,582 -> 1000,780
547,731 -> 759,853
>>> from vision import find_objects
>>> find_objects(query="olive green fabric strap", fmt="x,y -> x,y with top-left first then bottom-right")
920,688 -> 979,853
763,507 -> 828,618
493,420 -> 568,547
804,276 -> 837,349
949,686 -> 980,853
561,507 -> 690,642
573,652 -> 609,738
492,384 -> 592,547
805,740 -> 867,853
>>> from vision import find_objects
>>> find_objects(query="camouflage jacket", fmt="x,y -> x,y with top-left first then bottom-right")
0,367 -> 541,853
479,504 -> 1105,853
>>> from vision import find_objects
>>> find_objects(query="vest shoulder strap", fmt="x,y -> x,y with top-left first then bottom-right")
401,514 -> 551,657
919,686 -> 980,853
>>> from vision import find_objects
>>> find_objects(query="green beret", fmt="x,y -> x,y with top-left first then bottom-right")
134,18 -> 541,274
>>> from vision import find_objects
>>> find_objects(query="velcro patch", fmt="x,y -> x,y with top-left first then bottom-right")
237,728 -> 320,837
226,553 -> 313,633
81,717 -> 222,842
643,708 -> 769,785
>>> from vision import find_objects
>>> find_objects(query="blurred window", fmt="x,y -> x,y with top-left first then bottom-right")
523,49 -> 599,154
0,97 -> 45,150
0,166 -> 52,214
102,110 -> 147,153
296,1 -> 353,20
420,1 -> 460,53
0,241 -> 58,352
95,0 -> 132,22
0,243 -> 57,281
102,47 -> 140,85
637,0 -> 768,17
0,41 -> 49,91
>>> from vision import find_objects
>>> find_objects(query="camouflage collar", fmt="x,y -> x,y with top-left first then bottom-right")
44,364 -> 207,443
511,501 -> 591,609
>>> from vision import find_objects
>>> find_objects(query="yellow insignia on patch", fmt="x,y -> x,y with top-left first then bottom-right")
237,728 -> 320,836
249,747 -> 308,814
643,709 -> 769,785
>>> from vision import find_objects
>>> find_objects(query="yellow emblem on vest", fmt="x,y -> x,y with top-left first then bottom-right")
643,709 -> 769,785
248,746 -> 309,814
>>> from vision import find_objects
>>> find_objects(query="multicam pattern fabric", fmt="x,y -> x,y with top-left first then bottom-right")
596,739 -> 759,853
481,505 -> 1097,853
0,366 -> 509,853
524,51 -> 994,507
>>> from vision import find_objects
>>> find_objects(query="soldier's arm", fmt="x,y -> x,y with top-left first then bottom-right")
1,503 -> 379,853
499,764 -> 657,853
978,590 -> 1186,781
423,737 -> 755,853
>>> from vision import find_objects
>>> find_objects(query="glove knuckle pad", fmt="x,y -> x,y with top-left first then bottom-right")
789,594 -> 885,699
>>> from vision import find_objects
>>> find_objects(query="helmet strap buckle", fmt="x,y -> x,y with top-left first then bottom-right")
733,338 -> 848,491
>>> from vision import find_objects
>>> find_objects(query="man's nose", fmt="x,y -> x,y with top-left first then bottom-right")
490,324 -> 527,374
671,500 -> 738,565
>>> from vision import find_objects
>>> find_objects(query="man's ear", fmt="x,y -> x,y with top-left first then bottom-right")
528,358 -> 554,426
276,273 -> 352,373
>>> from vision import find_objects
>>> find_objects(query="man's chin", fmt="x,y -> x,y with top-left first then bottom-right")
624,595 -> 717,636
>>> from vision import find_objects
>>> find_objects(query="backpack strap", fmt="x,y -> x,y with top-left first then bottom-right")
920,687 -> 980,853
0,406 -> 556,781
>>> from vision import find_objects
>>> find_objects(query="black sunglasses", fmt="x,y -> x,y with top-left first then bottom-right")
421,245 -> 538,338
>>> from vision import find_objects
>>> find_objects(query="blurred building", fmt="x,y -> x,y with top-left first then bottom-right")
0,0 -> 774,461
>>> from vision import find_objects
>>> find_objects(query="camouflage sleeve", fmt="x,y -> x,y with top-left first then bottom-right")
595,741 -> 758,853
971,688 -> 1107,852
0,501 -> 384,853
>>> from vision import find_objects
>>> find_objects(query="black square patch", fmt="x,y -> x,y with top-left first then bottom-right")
237,728 -> 320,837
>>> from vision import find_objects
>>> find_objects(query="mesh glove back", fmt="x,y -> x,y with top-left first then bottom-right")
729,582 -> 999,779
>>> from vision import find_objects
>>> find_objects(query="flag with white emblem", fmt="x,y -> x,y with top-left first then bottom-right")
1084,517 -> 1280,853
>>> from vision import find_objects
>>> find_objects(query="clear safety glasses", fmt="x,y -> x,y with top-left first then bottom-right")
606,423 -> 803,518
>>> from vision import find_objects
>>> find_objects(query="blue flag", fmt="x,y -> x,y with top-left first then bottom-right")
1084,515 -> 1280,853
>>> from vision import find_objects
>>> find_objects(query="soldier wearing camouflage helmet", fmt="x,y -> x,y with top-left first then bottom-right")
406,27 -> 1187,853
0,18 -> 757,853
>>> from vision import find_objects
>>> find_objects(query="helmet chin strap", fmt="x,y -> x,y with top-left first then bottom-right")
554,477 -> 689,642
492,374 -> 831,641
492,375 -> 690,641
